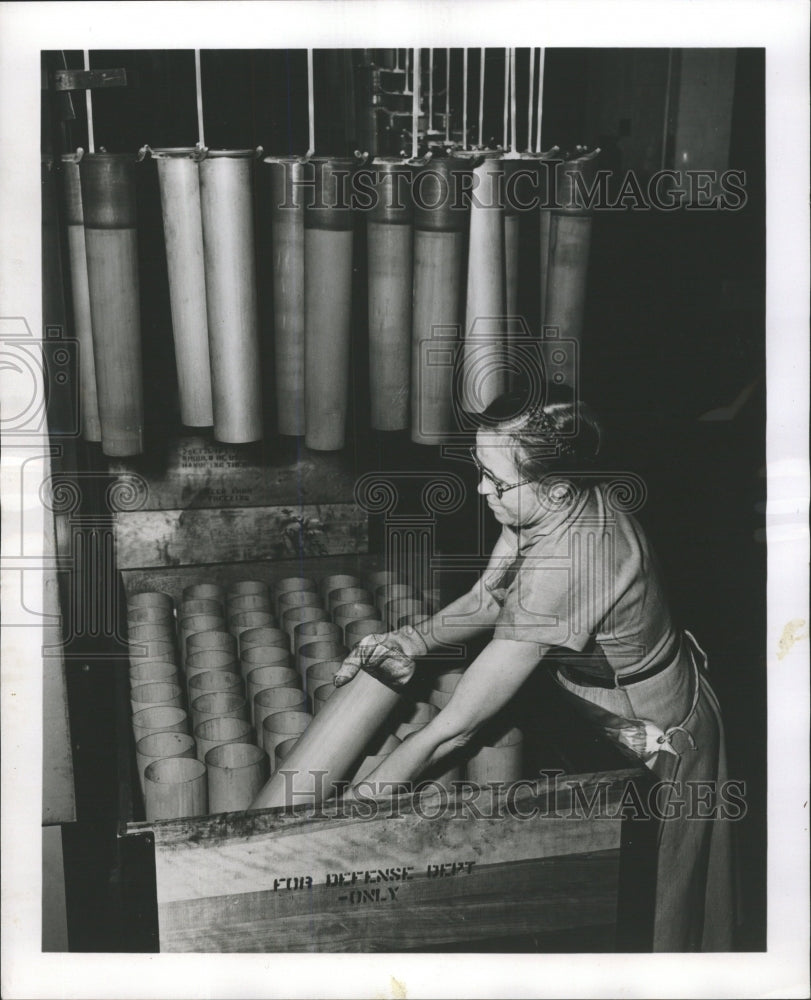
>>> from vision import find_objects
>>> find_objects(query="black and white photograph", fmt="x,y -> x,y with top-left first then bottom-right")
1,2 -> 808,998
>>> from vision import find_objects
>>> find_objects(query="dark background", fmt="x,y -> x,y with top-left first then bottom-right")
43,48 -> 765,951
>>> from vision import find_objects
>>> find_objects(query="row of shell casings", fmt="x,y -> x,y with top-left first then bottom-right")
61,148 -> 594,456
126,571 -> 429,818
61,147 -> 269,456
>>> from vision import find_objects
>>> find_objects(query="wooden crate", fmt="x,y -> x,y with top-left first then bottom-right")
113,583 -> 657,954
110,448 -> 658,953
119,767 -> 657,953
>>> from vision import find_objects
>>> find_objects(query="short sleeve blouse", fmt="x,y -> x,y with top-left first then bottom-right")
488,485 -> 678,683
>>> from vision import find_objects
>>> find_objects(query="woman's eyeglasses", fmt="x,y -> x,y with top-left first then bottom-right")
468,448 -> 531,499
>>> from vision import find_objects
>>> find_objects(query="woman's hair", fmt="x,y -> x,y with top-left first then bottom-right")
477,380 -> 603,486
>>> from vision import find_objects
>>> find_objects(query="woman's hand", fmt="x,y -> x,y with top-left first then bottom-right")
333,625 -> 429,689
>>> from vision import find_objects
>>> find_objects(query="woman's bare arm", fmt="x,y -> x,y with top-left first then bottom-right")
353,636 -> 544,789
412,526 -> 518,652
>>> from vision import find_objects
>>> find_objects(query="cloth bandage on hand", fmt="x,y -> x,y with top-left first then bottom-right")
333,623 -> 430,690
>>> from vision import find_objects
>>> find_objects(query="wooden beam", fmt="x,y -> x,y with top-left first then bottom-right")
114,504 -> 368,570
42,826 -> 70,951
42,443 -> 76,825
107,435 -> 360,511
52,68 -> 127,92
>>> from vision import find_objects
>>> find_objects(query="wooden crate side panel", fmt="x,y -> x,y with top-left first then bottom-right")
159,853 -> 621,952
115,504 -> 368,569
152,809 -> 621,905
134,770 -> 641,848
108,438 -> 359,511
144,777 -> 637,951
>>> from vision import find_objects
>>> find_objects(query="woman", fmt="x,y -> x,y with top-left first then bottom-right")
334,383 -> 735,951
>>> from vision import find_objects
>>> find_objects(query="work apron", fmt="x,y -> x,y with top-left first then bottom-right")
554,631 -> 736,951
